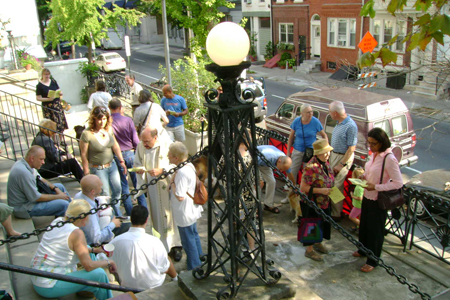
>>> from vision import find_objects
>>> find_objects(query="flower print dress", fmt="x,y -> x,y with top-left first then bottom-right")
36,79 -> 68,133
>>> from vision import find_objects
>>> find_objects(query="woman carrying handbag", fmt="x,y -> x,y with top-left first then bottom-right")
353,128 -> 403,273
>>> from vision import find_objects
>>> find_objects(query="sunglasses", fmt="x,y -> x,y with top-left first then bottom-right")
93,107 -> 108,115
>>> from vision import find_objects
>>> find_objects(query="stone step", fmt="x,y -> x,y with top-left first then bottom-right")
412,90 -> 439,101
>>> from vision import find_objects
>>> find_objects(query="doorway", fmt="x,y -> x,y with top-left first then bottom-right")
310,14 -> 321,58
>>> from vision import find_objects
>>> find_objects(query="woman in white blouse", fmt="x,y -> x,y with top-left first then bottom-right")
87,80 -> 112,112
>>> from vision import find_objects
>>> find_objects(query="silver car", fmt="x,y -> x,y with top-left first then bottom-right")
239,77 -> 267,123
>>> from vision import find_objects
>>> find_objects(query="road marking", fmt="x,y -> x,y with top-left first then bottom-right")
130,70 -> 159,81
272,94 -> 285,99
134,58 -> 145,62
405,166 -> 422,174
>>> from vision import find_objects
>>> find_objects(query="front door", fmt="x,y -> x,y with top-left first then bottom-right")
312,25 -> 321,57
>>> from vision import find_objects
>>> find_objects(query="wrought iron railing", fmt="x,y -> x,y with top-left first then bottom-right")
0,73 -> 37,92
0,112 -> 80,179
435,68 -> 450,96
0,90 -> 65,127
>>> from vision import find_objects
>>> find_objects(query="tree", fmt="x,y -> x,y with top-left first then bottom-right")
139,0 -> 234,56
357,0 -> 450,68
45,0 -> 145,61
36,0 -> 51,43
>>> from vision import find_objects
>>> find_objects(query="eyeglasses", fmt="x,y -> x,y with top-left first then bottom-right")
93,107 -> 108,115
302,110 -> 313,114
367,141 -> 379,146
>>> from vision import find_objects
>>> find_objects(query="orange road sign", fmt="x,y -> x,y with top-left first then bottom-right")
358,32 -> 378,53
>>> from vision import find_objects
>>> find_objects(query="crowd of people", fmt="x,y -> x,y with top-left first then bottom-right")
0,72 -> 403,298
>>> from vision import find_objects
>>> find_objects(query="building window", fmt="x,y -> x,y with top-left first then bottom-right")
279,23 -> 294,43
260,18 -> 270,28
328,18 -> 356,48
371,18 -> 407,53
327,61 -> 337,70
156,16 -> 163,35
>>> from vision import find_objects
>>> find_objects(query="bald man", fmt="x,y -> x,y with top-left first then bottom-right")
134,127 -> 183,260
257,145 -> 295,214
74,174 -> 130,246
7,145 -> 71,219
160,85 -> 188,142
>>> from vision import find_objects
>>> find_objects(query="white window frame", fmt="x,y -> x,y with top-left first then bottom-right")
327,18 -> 356,49
279,23 -> 294,44
370,17 -> 407,53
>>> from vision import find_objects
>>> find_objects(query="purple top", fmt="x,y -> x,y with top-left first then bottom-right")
111,113 -> 139,151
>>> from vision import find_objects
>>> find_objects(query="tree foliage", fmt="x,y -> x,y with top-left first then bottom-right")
357,0 -> 450,68
140,0 -> 234,56
45,0 -> 145,61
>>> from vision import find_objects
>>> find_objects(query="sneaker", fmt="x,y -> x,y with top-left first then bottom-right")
280,197 -> 289,204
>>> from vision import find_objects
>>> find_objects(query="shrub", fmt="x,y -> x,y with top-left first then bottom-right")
281,52 -> 292,61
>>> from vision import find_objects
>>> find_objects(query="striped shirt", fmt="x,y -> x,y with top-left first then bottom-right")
330,116 -> 358,153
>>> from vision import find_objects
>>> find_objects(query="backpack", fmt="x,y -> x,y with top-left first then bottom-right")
186,165 -> 208,205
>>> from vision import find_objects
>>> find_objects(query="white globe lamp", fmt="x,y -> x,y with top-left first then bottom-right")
206,22 -> 250,66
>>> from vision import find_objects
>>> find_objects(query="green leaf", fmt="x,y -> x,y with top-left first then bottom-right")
387,34 -> 399,46
431,14 -> 450,35
414,0 -> 433,12
379,48 -> 398,67
360,0 -> 375,17
356,51 -> 376,69
414,13 -> 431,26
407,32 -> 420,51
431,31 -> 444,45
387,0 -> 408,15
418,35 -> 432,51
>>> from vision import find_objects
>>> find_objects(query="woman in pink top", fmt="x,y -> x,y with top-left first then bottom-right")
352,128 -> 403,273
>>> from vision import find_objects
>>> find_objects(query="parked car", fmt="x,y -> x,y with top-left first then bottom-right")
265,86 -> 418,168
239,77 -> 267,123
405,170 -> 450,218
94,52 -> 126,72
101,29 -> 124,50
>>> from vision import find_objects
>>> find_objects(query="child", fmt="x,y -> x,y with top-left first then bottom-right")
349,168 -> 365,232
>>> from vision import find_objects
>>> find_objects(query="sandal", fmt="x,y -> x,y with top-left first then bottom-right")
350,226 -> 359,233
264,205 -> 280,214
313,243 -> 329,254
352,251 -> 364,257
305,249 -> 323,261
361,264 -> 375,273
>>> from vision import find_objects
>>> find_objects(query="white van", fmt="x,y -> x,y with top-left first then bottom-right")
101,29 -> 124,50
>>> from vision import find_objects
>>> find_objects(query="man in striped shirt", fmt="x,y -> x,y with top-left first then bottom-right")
328,101 -> 358,220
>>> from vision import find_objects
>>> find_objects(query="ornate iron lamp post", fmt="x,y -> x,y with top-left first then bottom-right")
194,22 -> 281,299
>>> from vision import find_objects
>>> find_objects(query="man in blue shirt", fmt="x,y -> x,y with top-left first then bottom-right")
160,85 -> 188,142
257,145 -> 295,214
328,101 -> 358,220
109,99 -> 147,216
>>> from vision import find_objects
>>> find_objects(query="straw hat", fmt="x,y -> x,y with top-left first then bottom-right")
312,139 -> 333,155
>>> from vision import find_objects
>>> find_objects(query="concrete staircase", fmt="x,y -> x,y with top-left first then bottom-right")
295,59 -> 321,75
404,67 -> 450,100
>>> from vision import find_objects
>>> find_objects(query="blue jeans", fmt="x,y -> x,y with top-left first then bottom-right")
90,160 -> 122,217
29,183 -> 71,217
178,222 -> 203,270
114,151 -> 147,216
33,268 -> 113,300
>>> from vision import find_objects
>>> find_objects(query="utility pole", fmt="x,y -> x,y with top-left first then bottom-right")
161,0 -> 172,85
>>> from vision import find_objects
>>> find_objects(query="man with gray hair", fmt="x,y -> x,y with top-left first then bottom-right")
257,145 -> 295,214
125,74 -> 142,114
7,145 -> 71,219
328,100 -> 358,220
134,126 -> 183,261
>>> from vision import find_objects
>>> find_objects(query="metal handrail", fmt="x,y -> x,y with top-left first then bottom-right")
0,72 -> 37,92
0,111 -> 80,179
0,90 -> 65,126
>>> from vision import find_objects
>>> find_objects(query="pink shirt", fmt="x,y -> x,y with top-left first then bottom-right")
363,148 -> 403,201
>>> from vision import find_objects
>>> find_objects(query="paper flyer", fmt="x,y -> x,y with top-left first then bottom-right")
48,90 -> 61,98
348,178 -> 368,187
329,186 -> 345,204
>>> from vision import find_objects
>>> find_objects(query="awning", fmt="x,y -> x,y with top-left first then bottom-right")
113,0 -> 125,8
125,0 -> 136,8
103,2 -> 112,10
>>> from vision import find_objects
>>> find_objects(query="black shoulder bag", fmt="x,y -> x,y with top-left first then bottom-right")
301,121 -> 314,163
377,153 -> 405,210
137,103 -> 153,134
36,175 -> 55,195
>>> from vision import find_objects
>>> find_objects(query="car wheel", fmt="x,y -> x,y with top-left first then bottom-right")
255,116 -> 264,123
102,67 -> 106,73
410,198 -> 427,218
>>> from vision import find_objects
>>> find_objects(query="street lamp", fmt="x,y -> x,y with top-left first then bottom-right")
193,22 -> 281,299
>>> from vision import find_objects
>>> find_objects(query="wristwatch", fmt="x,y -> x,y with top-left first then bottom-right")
106,259 -> 111,268
340,162 -> 348,167
51,186 -> 57,192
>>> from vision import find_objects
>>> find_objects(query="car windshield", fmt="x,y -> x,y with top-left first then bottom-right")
105,54 -> 121,60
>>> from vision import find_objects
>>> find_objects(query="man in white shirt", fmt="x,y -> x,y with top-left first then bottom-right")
76,174 -> 130,246
125,75 -> 142,114
109,205 -> 177,290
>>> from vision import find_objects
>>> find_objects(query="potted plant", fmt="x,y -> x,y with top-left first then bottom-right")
277,60 -> 287,69
247,30 -> 258,61
287,58 -> 296,69
264,41 -> 274,62
77,61 -> 101,100
17,49 -> 42,71
159,57 -> 216,155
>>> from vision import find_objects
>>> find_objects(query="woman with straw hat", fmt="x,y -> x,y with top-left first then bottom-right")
300,139 -> 335,261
